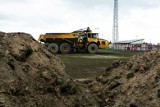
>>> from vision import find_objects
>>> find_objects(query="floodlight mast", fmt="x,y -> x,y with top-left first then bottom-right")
112,0 -> 119,43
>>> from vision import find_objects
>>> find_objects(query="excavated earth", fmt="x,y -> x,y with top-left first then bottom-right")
0,32 -> 160,107
84,50 -> 160,107
0,32 -> 99,107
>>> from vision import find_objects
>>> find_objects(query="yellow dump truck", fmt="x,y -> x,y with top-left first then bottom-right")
38,27 -> 109,54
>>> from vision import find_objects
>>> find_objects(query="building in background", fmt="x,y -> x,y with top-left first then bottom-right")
113,39 -> 159,51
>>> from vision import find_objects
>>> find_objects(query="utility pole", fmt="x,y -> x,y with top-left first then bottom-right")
112,0 -> 119,43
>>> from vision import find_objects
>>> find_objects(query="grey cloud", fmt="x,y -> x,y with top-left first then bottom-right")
65,0 -> 160,12
0,12 -> 23,21
67,0 -> 112,6
0,14 -> 63,28
121,0 -> 160,9
0,14 -> 9,20
66,0 -> 112,10
0,0 -> 28,3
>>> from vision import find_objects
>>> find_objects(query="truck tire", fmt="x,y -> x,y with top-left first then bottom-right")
60,43 -> 71,54
87,43 -> 98,54
48,43 -> 59,54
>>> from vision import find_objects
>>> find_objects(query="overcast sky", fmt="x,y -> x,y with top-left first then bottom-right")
0,0 -> 160,44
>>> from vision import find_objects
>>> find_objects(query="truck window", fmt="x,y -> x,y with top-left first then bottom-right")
88,33 -> 92,38
92,34 -> 98,38
102,41 -> 106,45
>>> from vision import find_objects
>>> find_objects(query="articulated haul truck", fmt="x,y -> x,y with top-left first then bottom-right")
38,27 -> 109,54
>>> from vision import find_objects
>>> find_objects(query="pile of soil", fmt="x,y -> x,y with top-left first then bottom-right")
0,31 -> 160,107
85,50 -> 160,107
0,32 -> 99,107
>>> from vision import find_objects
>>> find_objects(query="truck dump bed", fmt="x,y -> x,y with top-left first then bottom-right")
39,33 -> 79,44
45,33 -> 77,38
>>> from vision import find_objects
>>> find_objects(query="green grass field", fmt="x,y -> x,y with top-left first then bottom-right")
58,49 -> 143,79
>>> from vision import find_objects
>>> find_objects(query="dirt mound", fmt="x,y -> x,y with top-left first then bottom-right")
0,32 -> 99,107
86,51 -> 160,107
1,32 -> 160,107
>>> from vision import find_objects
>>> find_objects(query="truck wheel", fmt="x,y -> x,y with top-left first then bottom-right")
60,43 -> 71,54
87,43 -> 98,54
48,43 -> 59,54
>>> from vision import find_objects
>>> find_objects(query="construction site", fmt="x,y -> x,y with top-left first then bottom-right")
0,31 -> 160,107
0,0 -> 160,107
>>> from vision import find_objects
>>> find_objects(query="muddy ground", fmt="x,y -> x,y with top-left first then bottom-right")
0,32 -> 159,107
